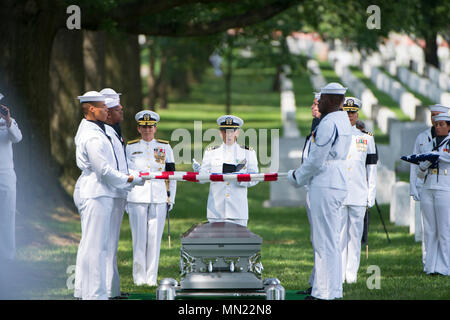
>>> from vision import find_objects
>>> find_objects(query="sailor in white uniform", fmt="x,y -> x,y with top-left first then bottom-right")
73,91 -> 144,300
410,104 -> 449,268
298,92 -> 322,295
340,97 -> 377,284
0,98 -> 22,261
126,110 -> 177,286
102,89 -> 129,298
288,83 -> 352,300
417,112 -> 450,276
193,115 -> 259,227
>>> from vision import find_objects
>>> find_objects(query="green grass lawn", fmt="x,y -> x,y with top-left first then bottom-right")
10,66 -> 449,300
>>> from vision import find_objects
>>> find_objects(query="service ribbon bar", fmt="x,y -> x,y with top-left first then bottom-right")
139,171 -> 286,182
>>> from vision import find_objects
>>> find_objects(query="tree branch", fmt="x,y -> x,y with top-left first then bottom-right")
118,0 -> 301,37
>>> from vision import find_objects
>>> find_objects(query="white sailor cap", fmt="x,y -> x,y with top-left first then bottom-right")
77,91 -> 106,103
105,98 -> 120,109
343,97 -> 362,111
135,110 -> 160,126
217,115 -> 244,129
433,113 -> 450,122
429,104 -> 450,114
314,92 -> 321,100
100,88 -> 122,100
320,82 -> 347,95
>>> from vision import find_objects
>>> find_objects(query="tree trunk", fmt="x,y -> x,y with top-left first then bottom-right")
272,64 -> 282,92
424,31 -> 439,69
83,30 -> 106,90
225,35 -> 234,114
147,39 -> 157,110
0,1 -> 64,209
105,32 -> 143,140
49,29 -> 85,190
158,50 -> 169,109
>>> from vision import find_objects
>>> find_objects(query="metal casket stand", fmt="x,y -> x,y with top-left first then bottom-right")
156,222 -> 285,300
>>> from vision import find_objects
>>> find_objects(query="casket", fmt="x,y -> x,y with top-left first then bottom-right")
179,222 -> 264,290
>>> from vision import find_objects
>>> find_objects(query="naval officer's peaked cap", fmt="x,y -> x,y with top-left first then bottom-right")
217,115 -> 244,129
343,97 -> 362,112
135,110 -> 160,126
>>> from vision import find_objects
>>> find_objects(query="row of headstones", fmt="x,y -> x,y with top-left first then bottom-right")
306,59 -> 327,91
395,65 -> 450,105
406,60 -> 450,92
280,65 -> 300,138
378,33 -> 450,77
362,59 -> 421,120
286,36 -> 326,60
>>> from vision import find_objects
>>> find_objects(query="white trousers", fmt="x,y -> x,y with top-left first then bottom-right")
309,186 -> 346,300
74,196 -> 113,300
0,170 -> 16,260
305,191 -> 315,287
127,202 -> 167,285
420,188 -> 450,275
340,205 -> 366,283
106,198 -> 126,297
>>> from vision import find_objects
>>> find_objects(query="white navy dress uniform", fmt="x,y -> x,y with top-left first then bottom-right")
339,97 -> 377,283
409,104 -> 447,268
126,110 -> 177,286
103,94 -> 128,298
288,83 -> 352,299
198,115 -> 259,227
73,91 -> 143,300
0,96 -> 22,261
301,92 -> 322,289
418,112 -> 450,276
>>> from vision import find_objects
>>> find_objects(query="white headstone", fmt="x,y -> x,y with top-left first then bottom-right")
390,181 -> 410,226
376,164 -> 396,204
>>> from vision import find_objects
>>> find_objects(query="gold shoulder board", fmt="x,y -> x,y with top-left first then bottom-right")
156,139 -> 169,144
127,138 -> 140,145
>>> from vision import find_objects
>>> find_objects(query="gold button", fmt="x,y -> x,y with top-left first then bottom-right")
226,194 -> 230,198
226,182 -> 230,186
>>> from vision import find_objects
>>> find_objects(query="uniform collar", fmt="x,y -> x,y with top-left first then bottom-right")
87,119 -> 106,133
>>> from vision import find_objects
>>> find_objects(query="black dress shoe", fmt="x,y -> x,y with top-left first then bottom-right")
120,292 -> 130,297
296,287 -> 312,295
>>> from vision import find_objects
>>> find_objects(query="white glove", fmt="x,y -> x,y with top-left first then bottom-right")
168,203 -> 174,212
287,169 -> 299,187
367,199 -> 375,208
418,160 -> 432,172
130,175 -> 145,187
192,158 -> 201,172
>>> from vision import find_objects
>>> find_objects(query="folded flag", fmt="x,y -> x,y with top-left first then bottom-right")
400,153 -> 440,168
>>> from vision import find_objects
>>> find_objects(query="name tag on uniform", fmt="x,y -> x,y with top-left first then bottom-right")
132,151 -> 143,155
356,137 -> 367,152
